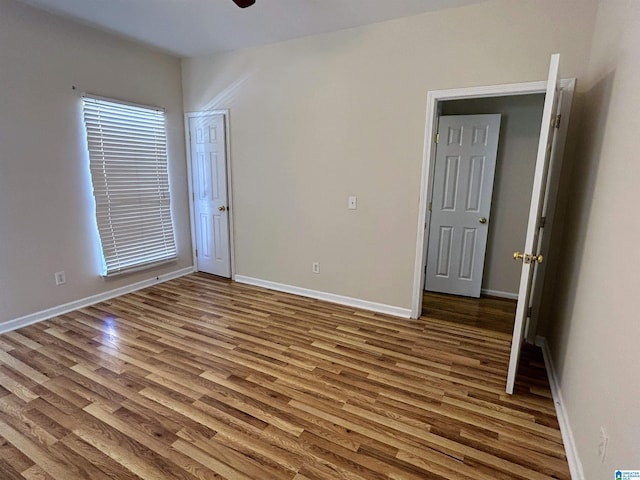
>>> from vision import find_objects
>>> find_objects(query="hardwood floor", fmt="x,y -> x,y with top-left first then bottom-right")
423,291 -> 517,334
0,273 -> 569,479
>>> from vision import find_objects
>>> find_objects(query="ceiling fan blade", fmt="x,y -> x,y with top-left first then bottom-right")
232,0 -> 256,7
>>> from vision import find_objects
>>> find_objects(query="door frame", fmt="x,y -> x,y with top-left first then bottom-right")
411,78 -> 575,319
184,110 -> 236,278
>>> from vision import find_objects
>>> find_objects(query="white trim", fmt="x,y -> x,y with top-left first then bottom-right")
425,81 -> 550,101
480,289 -> 518,300
0,267 -> 194,335
536,336 -> 584,480
411,78 -> 576,319
235,275 -> 411,319
184,110 -> 235,279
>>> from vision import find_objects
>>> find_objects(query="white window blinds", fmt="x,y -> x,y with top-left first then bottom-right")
82,95 -> 177,276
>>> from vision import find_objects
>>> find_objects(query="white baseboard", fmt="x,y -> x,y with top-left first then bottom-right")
234,275 -> 411,319
481,288 -> 518,300
536,336 -> 584,480
0,267 -> 195,334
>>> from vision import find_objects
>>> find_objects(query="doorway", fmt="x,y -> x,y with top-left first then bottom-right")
412,78 -> 575,325
413,62 -> 576,394
425,95 -> 545,304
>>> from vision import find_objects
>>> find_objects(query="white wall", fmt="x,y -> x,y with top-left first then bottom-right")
0,0 -> 191,326
547,0 -> 640,476
182,0 -> 597,310
440,95 -> 545,297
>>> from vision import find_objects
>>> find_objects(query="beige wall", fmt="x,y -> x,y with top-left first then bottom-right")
0,0 -> 191,326
548,0 -> 640,475
440,95 -> 545,296
182,0 -> 597,309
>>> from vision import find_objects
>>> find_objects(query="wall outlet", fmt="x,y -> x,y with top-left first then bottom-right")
312,262 -> 320,274
598,427 -> 609,464
54,271 -> 66,286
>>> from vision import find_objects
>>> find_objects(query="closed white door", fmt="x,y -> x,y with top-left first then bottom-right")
425,114 -> 501,297
506,54 -> 561,394
189,114 -> 231,278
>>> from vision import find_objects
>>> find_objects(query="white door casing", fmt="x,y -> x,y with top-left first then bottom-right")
505,54 -> 561,394
425,114 -> 501,298
189,114 -> 231,278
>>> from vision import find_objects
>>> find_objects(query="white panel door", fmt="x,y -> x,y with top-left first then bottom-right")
189,114 -> 231,278
524,80 -> 574,344
425,114 -> 501,297
506,54 -> 561,394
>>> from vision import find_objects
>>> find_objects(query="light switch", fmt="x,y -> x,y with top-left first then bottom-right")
348,196 -> 357,210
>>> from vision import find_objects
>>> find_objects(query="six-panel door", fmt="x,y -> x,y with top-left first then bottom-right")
425,114 -> 502,298
190,114 -> 231,278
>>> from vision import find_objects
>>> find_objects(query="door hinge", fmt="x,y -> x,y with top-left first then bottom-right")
552,114 -> 561,129
195,248 -> 198,258
434,133 -> 439,144
428,201 -> 432,212
527,306 -> 533,318
539,216 -> 546,228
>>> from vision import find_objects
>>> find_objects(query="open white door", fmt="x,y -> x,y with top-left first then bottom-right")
524,79 -> 575,344
505,54 -> 561,394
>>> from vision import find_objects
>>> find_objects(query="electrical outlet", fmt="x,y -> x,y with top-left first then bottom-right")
54,271 -> 66,286
312,262 -> 320,274
598,427 -> 609,464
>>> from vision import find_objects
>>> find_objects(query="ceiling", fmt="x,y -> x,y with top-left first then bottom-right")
16,0 -> 484,58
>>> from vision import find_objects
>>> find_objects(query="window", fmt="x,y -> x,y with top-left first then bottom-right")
82,95 -> 177,276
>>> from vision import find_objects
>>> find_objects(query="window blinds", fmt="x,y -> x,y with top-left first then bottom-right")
82,95 -> 177,276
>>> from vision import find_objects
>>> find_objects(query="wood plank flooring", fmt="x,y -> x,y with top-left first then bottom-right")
423,291 -> 516,334
0,273 -> 569,479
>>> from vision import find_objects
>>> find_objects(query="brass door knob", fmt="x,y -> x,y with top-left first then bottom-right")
218,206 -> 226,212
513,252 -> 544,264
479,217 -> 487,224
